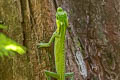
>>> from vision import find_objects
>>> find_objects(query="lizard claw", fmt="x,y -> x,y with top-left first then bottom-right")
37,43 -> 41,48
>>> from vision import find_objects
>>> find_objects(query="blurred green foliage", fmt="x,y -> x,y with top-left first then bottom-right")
0,24 -> 7,29
0,23 -> 26,57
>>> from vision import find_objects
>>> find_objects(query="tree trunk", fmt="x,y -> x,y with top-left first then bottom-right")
0,0 -> 120,80
0,0 -> 55,80
59,0 -> 120,80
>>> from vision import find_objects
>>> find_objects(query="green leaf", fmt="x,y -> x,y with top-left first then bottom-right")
0,33 -> 26,57
0,24 -> 7,29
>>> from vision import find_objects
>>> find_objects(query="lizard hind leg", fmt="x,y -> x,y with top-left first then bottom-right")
44,70 -> 59,80
65,72 -> 74,80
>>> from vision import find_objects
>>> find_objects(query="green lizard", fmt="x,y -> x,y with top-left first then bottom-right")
37,7 -> 74,80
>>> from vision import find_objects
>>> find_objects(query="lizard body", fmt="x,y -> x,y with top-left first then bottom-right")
37,7 -> 74,80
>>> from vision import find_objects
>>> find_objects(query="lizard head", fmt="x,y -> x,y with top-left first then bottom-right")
56,7 -> 68,31
56,7 -> 66,21
57,7 -> 63,12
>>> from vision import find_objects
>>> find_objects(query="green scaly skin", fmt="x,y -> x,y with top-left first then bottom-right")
37,7 -> 74,80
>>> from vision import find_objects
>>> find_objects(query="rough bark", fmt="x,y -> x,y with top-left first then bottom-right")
0,0 -> 55,80
59,0 -> 120,80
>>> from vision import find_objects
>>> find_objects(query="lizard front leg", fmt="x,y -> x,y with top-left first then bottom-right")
37,31 -> 59,48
